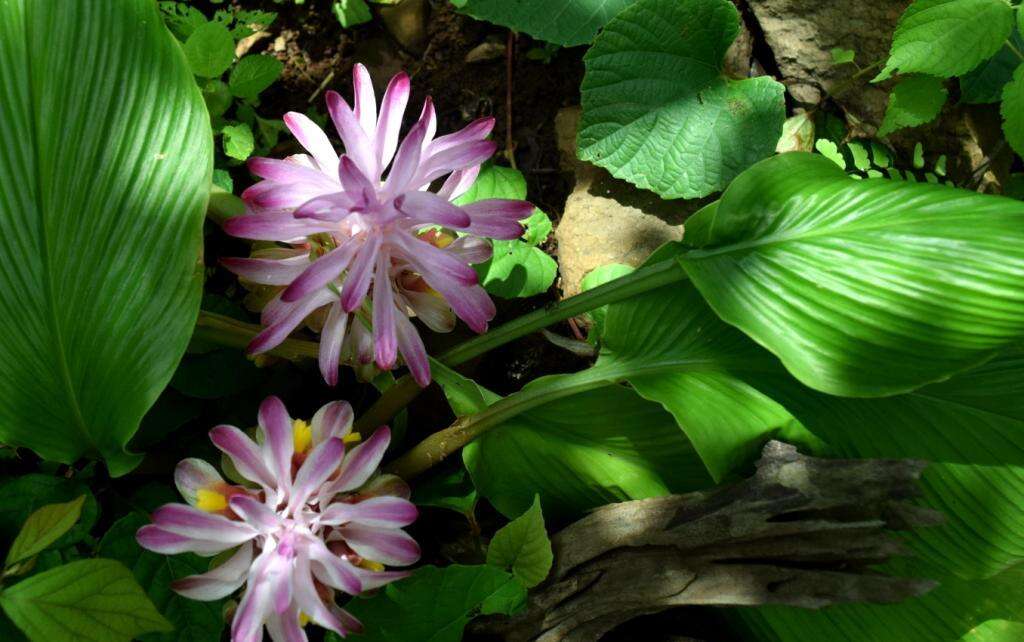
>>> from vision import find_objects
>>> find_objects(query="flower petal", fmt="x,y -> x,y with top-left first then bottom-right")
320,496 -> 418,528
390,231 -> 478,286
426,117 -> 495,156
394,191 -> 471,228
403,289 -> 456,333
281,238 -> 359,303
358,474 -> 411,500
232,553 -> 276,642
171,542 -> 254,600
394,311 -> 431,386
462,199 -> 532,240
435,165 -> 480,202
372,251 -> 398,369
382,118 -> 428,197
292,555 -> 347,637
352,63 -> 377,136
308,540 -> 363,595
259,396 -> 295,485
229,495 -> 281,532
210,425 -> 278,488
136,525 -> 233,556
326,90 -> 378,179
338,524 -> 421,566
151,503 -> 258,543
174,458 -> 226,506
311,400 -> 355,443
375,72 -> 411,171
290,437 -> 346,510
266,609 -> 307,642
353,567 -> 410,591
446,235 -> 492,265
249,289 -> 335,355
332,427 -> 390,493
318,303 -> 349,387
340,234 -> 382,313
416,139 -> 497,185
224,210 -> 334,241
284,111 -> 339,178
221,255 -> 310,286
247,157 -> 337,190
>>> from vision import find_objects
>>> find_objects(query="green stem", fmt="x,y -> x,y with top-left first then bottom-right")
1007,39 -> 1024,62
353,257 -> 686,433
193,312 -> 319,361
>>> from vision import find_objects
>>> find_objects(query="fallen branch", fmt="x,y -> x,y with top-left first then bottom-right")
471,441 -> 943,641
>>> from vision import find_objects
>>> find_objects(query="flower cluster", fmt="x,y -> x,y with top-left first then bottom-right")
137,396 -> 418,642
222,64 -> 532,386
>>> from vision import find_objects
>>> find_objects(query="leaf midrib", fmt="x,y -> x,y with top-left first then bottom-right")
22,5 -> 91,452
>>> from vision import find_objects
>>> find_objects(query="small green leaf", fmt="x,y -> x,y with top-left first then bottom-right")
814,139 -> 847,168
222,123 -> 255,160
876,0 -> 1014,81
775,112 -> 815,153
580,263 -> 635,339
0,559 -> 172,642
333,0 -> 373,28
341,565 -> 526,642
0,476 -> 97,552
228,55 -> 283,98
830,47 -> 856,65
577,0 -> 784,198
521,209 -> 552,247
486,495 -> 553,588
847,141 -> 871,171
202,79 -> 232,118
1001,65 -> 1024,157
878,75 -> 948,136
411,466 -> 478,515
5,496 -> 85,568
182,21 -> 235,78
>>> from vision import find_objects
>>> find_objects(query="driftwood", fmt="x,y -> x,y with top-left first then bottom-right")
471,441 -> 943,642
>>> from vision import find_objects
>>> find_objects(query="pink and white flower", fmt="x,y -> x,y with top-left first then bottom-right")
137,396 -> 419,642
222,64 -> 533,387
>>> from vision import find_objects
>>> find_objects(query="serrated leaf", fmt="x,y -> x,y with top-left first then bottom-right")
222,123 -> 255,160
228,55 -> 282,98
876,0 -> 1014,81
814,139 -> 846,168
879,75 -> 948,136
0,559 -> 172,642
520,209 -> 552,247
959,32 -> 1024,104
332,0 -> 372,28
454,0 -> 636,46
577,0 -> 785,199
679,152 -> 1024,397
340,565 -> 526,642
1001,65 -> 1024,157
486,495 -> 552,588
0,0 -> 211,472
5,496 -> 85,568
98,513 -> 225,642
182,21 -> 235,78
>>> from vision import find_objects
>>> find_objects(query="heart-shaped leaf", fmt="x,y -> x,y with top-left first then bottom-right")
0,0 -> 211,472
679,152 -> 1024,397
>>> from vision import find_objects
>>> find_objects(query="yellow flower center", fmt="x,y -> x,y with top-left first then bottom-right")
298,612 -> 311,627
343,432 -> 362,445
196,488 -> 228,513
292,419 -> 313,454
360,559 -> 385,572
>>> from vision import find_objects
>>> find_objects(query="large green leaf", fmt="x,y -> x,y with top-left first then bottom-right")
340,564 -> 526,642
959,32 -> 1024,104
878,75 -> 948,136
451,0 -> 636,46
0,0 -> 211,472
876,0 -> 1014,81
0,559 -> 172,642
679,152 -> 1024,397
485,495 -> 553,588
1002,65 -> 1024,158
739,559 -> 1024,642
577,0 -> 785,198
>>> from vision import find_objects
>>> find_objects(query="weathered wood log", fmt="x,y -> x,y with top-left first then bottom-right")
471,441 -> 943,641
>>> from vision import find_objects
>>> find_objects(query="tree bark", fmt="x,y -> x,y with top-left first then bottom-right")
471,441 -> 943,641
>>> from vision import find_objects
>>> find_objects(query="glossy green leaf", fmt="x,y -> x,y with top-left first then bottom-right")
486,495 -> 553,588
0,0 -> 211,473
463,377 -> 713,519
341,564 -> 526,642
876,0 -> 1014,81
878,75 -> 948,136
580,263 -> 634,339
228,54 -> 283,99
222,122 -> 255,160
454,165 -> 556,298
679,152 -> 1024,397
0,559 -> 172,642
739,559 -> 1024,642
333,0 -> 373,29
98,513 -> 225,642
1002,65 -> 1024,157
959,32 -> 1024,104
453,0 -> 636,46
577,0 -> 785,198
182,21 -> 235,78
5,496 -> 84,568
